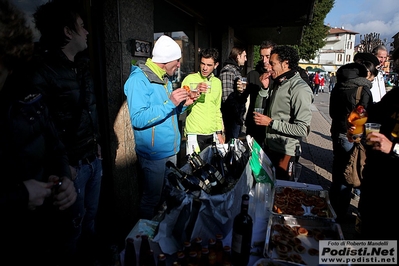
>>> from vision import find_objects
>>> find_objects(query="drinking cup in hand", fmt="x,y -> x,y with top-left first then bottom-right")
241,77 -> 247,90
365,123 -> 381,145
189,83 -> 199,98
254,108 -> 264,114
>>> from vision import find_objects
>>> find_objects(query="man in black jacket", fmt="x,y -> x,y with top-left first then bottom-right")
32,1 -> 102,264
0,0 -> 77,264
245,40 -> 276,146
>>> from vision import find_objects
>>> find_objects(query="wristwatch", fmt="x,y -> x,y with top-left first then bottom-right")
390,142 -> 399,158
269,119 -> 274,127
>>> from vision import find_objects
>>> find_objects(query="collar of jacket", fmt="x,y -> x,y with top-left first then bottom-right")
273,69 -> 296,85
137,58 -> 166,85
197,71 -> 215,81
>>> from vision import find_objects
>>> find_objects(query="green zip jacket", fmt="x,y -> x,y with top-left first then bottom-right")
182,72 -> 223,136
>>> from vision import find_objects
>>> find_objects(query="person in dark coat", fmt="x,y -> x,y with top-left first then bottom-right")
0,0 -> 77,264
219,46 -> 247,143
358,47 -> 399,240
245,40 -> 276,145
31,1 -> 102,263
329,60 -> 378,222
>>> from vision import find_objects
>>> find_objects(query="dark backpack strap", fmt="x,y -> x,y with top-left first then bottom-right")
355,86 -> 363,104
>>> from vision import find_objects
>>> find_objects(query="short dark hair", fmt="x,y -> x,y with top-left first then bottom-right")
33,0 -> 82,50
199,48 -> 219,63
259,40 -> 276,52
270,45 -> 299,70
0,0 -> 34,70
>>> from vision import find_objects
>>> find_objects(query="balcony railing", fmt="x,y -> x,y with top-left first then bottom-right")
325,36 -> 341,42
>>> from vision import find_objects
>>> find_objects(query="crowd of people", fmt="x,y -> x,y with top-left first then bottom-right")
1,0 -> 398,264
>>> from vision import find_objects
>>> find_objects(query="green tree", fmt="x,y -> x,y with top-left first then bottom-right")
296,0 -> 334,61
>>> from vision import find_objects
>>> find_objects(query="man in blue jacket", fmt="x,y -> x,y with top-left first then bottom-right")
124,35 -> 197,219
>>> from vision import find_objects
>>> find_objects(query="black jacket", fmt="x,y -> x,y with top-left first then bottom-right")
329,63 -> 373,136
31,49 -> 100,164
0,69 -> 70,212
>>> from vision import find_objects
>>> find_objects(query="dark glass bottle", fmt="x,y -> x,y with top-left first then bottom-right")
210,142 -> 228,179
177,251 -> 187,266
186,152 -> 224,195
199,247 -> 209,266
215,234 -> 224,265
231,194 -> 253,266
183,241 -> 192,266
166,161 -> 212,194
222,246 -> 232,266
188,251 -> 199,266
124,238 -> 137,266
224,138 -> 239,181
192,237 -> 203,259
139,235 -> 156,266
207,238 -> 217,266
157,253 -> 167,266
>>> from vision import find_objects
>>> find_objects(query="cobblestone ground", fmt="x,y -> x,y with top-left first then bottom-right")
300,98 -> 361,240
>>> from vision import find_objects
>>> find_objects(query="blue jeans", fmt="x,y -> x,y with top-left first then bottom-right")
70,157 -> 102,252
329,133 -> 354,220
138,154 -> 176,219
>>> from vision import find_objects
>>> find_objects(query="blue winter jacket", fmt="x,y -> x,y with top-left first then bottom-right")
124,59 -> 186,160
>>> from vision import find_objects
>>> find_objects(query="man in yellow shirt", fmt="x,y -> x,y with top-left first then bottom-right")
182,48 -> 224,154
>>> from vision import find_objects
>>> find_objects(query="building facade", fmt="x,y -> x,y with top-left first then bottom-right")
300,26 -> 358,73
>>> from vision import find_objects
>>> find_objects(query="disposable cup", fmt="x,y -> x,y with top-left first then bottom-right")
241,77 -> 247,90
205,81 -> 211,93
254,108 -> 264,114
365,123 -> 381,145
189,83 -> 199,98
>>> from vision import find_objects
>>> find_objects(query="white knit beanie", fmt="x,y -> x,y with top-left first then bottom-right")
152,35 -> 181,63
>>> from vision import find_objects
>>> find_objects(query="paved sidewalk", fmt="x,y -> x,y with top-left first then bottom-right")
299,91 -> 360,240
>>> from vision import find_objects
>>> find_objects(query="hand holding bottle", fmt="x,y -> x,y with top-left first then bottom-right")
49,175 -> 77,210
347,105 -> 368,142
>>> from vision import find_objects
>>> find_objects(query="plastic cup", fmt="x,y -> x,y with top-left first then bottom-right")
241,77 -> 247,90
205,81 -> 211,93
189,83 -> 199,98
254,108 -> 264,114
365,123 -> 381,145
294,163 -> 302,182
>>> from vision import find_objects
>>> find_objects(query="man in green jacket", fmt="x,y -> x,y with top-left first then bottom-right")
182,48 -> 224,154
254,45 -> 314,180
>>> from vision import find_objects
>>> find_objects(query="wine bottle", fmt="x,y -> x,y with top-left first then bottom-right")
157,253 -> 167,266
124,237 -> 137,266
231,194 -> 253,266
139,235 -> 156,266
187,152 -> 225,195
210,142 -> 228,180
224,138 -> 240,181
166,161 -> 212,194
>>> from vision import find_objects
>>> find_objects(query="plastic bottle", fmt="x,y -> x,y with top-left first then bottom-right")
347,105 -> 368,139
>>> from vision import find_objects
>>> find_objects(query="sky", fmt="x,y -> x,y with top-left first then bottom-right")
324,0 -> 399,46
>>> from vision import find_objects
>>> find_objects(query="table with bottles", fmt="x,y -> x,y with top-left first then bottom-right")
122,179 -> 324,266
121,138 -> 327,266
